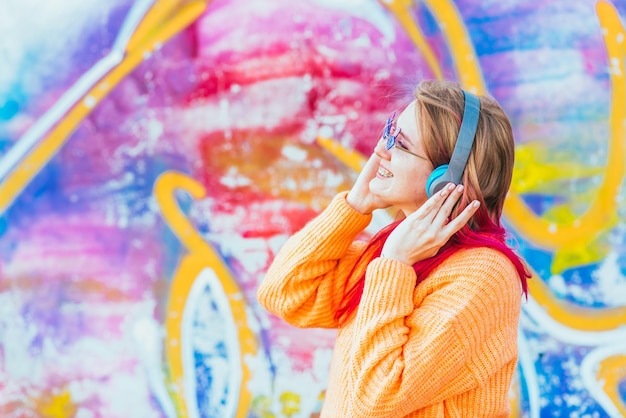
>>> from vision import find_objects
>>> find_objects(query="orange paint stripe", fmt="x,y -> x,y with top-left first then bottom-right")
597,354 -> 626,416
154,171 -> 256,418
378,0 -> 443,80
421,0 -> 486,92
126,0 -> 187,52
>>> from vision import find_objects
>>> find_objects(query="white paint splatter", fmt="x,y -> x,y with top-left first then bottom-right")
220,167 -> 252,188
310,0 -> 395,40
84,95 -> 97,108
593,251 -> 626,307
548,274 -> 567,296
281,145 -> 308,162
0,291 -> 40,381
132,317 -> 177,418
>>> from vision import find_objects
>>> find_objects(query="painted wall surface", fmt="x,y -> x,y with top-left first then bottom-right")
1,0 -> 626,417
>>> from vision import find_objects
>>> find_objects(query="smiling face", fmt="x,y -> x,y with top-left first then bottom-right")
368,100 -> 434,215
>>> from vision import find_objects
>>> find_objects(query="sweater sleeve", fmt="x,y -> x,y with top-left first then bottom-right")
257,192 -> 373,329
346,248 -> 522,416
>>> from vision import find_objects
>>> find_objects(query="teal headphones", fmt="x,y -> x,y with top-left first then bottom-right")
425,90 -> 481,197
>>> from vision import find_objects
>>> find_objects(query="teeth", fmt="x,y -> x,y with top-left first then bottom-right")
378,166 -> 393,177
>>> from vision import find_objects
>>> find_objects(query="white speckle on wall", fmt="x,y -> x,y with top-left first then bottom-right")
281,144 -> 308,162
0,292 -> 40,381
220,167 -> 253,188
310,0 -> 395,40
593,251 -> 626,306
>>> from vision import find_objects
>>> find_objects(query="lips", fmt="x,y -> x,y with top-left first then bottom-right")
377,166 -> 393,178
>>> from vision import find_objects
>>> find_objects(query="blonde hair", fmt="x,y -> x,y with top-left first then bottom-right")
413,80 -> 515,228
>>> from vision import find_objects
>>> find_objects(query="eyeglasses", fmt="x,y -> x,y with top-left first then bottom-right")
382,113 -> 428,160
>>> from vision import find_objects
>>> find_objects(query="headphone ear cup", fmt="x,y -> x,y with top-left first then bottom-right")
426,165 -> 449,197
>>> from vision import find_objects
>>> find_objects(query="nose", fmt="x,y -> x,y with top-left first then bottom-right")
374,138 -> 391,159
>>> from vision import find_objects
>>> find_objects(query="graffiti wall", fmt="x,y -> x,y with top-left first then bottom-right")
1,0 -> 626,416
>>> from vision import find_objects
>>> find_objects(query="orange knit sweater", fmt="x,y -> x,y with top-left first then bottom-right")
257,192 -> 522,418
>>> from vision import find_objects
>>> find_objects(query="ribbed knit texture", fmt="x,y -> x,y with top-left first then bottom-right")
257,192 -> 522,417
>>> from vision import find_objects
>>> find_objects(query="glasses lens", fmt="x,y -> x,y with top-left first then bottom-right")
384,114 -> 396,150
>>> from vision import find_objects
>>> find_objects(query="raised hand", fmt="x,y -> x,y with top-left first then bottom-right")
346,149 -> 391,215
381,183 -> 480,265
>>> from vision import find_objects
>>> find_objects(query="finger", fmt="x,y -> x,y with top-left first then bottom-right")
363,157 -> 382,181
373,136 -> 389,155
368,149 -> 383,165
434,184 -> 466,224
444,199 -> 480,234
358,152 -> 380,176
412,182 -> 456,221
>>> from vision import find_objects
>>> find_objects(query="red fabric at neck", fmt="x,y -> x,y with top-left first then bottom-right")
334,215 -> 530,325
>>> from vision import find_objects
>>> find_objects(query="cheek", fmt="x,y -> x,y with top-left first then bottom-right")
407,167 -> 432,202
413,184 -> 429,205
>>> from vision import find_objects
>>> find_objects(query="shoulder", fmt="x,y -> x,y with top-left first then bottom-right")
425,246 -> 522,299
445,247 -> 517,275
411,247 -> 523,335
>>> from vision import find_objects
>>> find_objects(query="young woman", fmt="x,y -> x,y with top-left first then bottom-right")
257,80 -> 530,417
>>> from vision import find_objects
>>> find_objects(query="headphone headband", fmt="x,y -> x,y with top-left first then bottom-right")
426,90 -> 481,197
